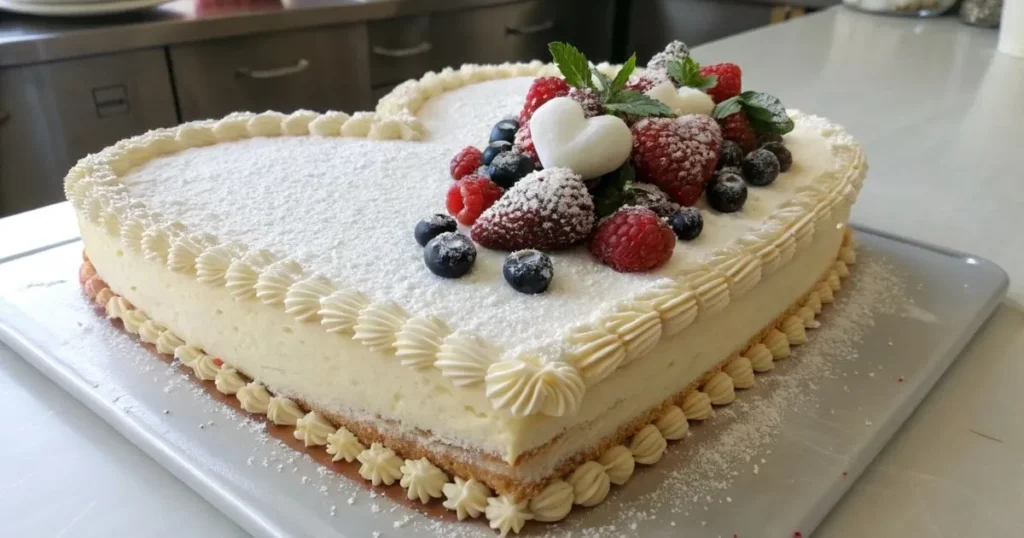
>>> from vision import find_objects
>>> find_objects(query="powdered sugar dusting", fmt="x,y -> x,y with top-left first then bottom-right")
120,77 -> 841,356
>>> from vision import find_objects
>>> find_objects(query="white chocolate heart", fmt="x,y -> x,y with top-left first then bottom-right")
529,97 -> 632,180
646,81 -> 714,117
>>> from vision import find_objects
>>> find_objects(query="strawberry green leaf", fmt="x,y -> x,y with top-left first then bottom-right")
711,96 -> 743,119
604,90 -> 674,118
668,57 -> 718,91
549,42 -> 592,89
609,54 -> 637,95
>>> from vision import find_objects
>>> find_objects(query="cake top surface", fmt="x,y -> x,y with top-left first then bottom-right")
116,77 -> 843,357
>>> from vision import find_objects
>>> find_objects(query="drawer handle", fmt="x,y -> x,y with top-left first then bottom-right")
506,19 -> 554,35
372,42 -> 433,58
235,59 -> 310,79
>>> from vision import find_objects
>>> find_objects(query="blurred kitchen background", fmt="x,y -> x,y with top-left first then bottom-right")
0,0 -> 847,217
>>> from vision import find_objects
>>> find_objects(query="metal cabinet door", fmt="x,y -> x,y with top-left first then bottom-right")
169,24 -> 372,121
0,48 -> 177,217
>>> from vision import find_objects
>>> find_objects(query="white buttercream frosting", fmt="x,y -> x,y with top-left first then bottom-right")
442,477 -> 490,520
654,404 -> 689,440
356,442 -> 403,486
267,396 -> 303,426
629,423 -> 667,465
485,495 -> 532,538
255,260 -> 302,306
529,480 -> 573,522
284,275 -> 334,323
105,296 -> 133,319
155,329 -> 184,355
805,291 -> 823,314
325,427 -> 364,463
352,301 -> 408,353
120,309 -> 147,334
682,390 -> 713,420
746,342 -> 775,372
236,381 -> 271,414
319,288 -> 368,334
723,355 -> 755,389
191,353 -> 221,381
399,458 -> 447,503
214,366 -> 246,395
598,444 -> 635,485
703,371 -> 736,405
569,460 -> 610,507
394,315 -> 451,370
137,319 -> 165,344
782,315 -> 808,345
485,358 -> 585,417
435,332 -> 498,388
294,411 -> 335,447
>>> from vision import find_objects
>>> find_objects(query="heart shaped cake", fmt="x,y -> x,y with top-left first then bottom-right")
68,40 -> 865,535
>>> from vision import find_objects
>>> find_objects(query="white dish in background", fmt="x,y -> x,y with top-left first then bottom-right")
0,0 -> 168,16
0,231 -> 1007,537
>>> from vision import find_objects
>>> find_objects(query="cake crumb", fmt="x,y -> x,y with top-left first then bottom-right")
300,476 -> 310,484
371,503 -> 381,514
347,496 -> 356,505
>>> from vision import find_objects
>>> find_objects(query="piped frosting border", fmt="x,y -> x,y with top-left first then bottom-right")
64,62 -> 866,418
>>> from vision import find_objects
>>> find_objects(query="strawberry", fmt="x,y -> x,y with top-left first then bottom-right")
718,111 -> 757,154
446,175 -> 503,226
699,63 -> 742,103
519,77 -> 571,126
630,115 -> 722,207
589,207 -> 675,273
471,168 -> 594,251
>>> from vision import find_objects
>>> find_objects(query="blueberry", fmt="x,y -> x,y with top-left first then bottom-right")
503,249 -> 553,294
482,140 -> 512,167
706,170 -> 747,213
759,141 -> 792,173
742,148 -> 781,186
757,133 -> 784,147
488,152 -> 535,188
669,207 -> 703,241
414,214 -> 457,247
489,120 -> 519,144
424,232 -> 476,278
717,140 -> 744,170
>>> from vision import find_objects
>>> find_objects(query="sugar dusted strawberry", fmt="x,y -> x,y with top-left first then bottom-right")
699,63 -> 742,103
471,168 -> 594,251
589,207 -> 675,273
630,115 -> 722,207
519,77 -> 570,125
647,40 -> 691,71
625,73 -> 662,93
450,146 -> 483,180
446,175 -> 503,226
718,111 -> 757,154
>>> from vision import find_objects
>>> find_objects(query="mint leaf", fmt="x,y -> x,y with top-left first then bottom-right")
549,42 -> 592,89
739,91 -> 794,134
667,57 -> 717,91
592,163 -> 635,218
711,96 -> 743,119
591,66 -> 614,101
609,54 -> 636,95
604,90 -> 674,118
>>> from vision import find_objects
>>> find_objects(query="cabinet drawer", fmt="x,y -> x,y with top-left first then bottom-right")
368,0 -> 615,89
169,25 -> 372,121
0,49 -> 177,217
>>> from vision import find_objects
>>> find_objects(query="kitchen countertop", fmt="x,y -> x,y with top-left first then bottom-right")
2,7 -> 1022,537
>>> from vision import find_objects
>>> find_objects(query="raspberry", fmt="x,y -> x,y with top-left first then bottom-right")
624,74 -> 663,93
718,111 -> 757,154
519,77 -> 570,125
472,168 -> 594,251
699,63 -> 742,103
589,207 -> 675,273
630,115 -> 722,207
647,40 -> 690,71
450,146 -> 483,180
446,175 -> 503,226
567,87 -> 605,118
513,124 -> 540,166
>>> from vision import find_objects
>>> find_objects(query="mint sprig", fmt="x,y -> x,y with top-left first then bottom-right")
712,92 -> 794,135
548,42 -> 672,119
667,57 -> 717,91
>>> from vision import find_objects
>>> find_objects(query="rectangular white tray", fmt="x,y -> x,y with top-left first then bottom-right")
0,228 -> 1007,538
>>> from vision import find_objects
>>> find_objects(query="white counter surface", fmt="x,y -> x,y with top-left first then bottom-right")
1,8 -> 1022,537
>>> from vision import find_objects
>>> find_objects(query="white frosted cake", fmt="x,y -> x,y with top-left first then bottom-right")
68,42 -> 865,535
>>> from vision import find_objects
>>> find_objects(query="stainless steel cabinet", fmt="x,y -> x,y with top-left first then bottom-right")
0,49 -> 177,217
368,0 -> 615,93
168,24 -> 372,121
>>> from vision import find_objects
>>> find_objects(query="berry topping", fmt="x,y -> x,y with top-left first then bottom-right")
706,169 -> 748,213
589,206 -> 675,272
624,75 -> 661,93
513,124 -> 540,166
647,40 -> 691,71
630,115 -> 722,206
482,140 -> 512,166
718,111 -> 757,154
519,76 -> 571,125
489,119 -> 519,145
424,232 -> 477,279
670,207 -> 704,241
759,141 -> 792,173
446,175 -> 504,226
699,63 -> 742,103
487,151 -> 536,189
567,87 -> 606,118
450,146 -> 483,180
758,132 -> 784,147
414,214 -> 457,247
472,168 -> 595,251
742,148 -> 781,186
717,140 -> 744,170
503,249 -> 554,294
623,183 -> 680,219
